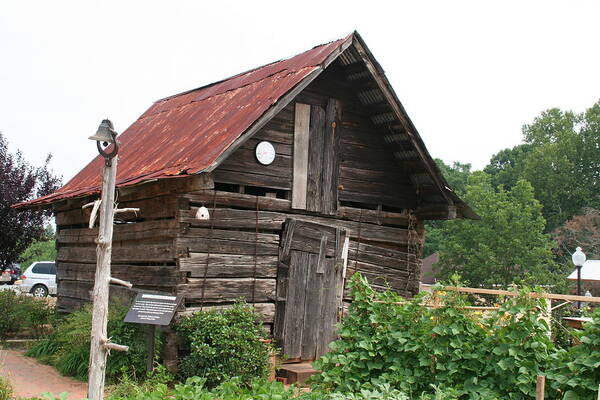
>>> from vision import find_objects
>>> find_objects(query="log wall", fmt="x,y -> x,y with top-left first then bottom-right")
176,189 -> 423,337
54,194 -> 182,313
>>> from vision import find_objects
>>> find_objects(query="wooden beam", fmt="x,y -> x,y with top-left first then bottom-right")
351,35 -> 454,210
292,103 -> 311,209
444,286 -> 600,304
184,190 -> 410,227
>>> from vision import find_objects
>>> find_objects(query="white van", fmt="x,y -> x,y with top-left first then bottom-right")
19,261 -> 57,297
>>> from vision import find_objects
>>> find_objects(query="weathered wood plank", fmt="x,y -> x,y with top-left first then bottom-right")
178,278 -> 276,303
180,303 -> 275,323
292,103 -> 310,210
301,253 -> 322,360
322,98 -> 342,215
212,170 -> 291,190
306,105 -> 326,213
57,219 -> 179,244
56,196 -> 178,226
317,258 -> 338,358
176,237 -> 279,256
217,147 -> 292,178
58,263 -> 181,286
273,260 -> 289,346
180,208 -> 411,245
179,228 -> 279,245
240,138 -> 292,156
57,244 -> 175,263
180,254 -> 278,278
57,295 -> 87,313
117,174 -> 214,202
184,190 -> 410,227
282,251 -> 309,359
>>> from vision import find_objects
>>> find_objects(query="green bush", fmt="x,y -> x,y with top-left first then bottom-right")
0,290 -> 54,339
108,376 -> 315,400
311,274 -> 554,399
106,376 -> 462,400
26,301 -> 157,382
174,303 -> 271,388
548,308 -> 600,399
0,377 -> 12,400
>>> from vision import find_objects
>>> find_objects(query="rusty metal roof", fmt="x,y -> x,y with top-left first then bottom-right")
16,32 -> 476,220
17,36 -> 351,208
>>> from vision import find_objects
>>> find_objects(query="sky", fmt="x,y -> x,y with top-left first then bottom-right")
1,1 -> 599,185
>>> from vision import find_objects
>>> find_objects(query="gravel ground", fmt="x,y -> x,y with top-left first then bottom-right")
0,349 -> 88,399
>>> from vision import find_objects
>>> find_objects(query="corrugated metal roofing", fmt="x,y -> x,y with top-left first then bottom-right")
16,31 -> 477,220
17,36 -> 350,207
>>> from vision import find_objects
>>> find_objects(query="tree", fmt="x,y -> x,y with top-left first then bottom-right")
552,208 -> 600,265
435,172 -> 563,288
484,100 -> 600,231
484,144 -> 532,191
0,133 -> 61,268
423,159 -> 472,256
19,225 -> 57,269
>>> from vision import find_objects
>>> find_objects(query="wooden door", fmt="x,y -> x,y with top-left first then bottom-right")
274,218 -> 349,360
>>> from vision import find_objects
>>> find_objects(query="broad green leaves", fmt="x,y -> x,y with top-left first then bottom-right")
311,275 -> 556,399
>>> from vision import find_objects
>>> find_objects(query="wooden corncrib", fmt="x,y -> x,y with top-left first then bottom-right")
20,32 -> 477,366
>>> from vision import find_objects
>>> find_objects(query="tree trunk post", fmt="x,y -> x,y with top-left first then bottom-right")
87,157 -> 118,400
536,375 -> 545,400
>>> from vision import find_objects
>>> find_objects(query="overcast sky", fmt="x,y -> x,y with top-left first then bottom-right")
1,1 -> 598,185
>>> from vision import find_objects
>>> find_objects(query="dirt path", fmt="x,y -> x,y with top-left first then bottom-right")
0,349 -> 88,399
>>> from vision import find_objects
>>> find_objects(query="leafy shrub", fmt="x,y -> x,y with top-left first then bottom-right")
312,274 -> 554,399
26,301 -> 157,381
548,307 -> 600,399
106,377 -> 462,400
107,376 -> 311,400
174,303 -> 271,388
0,290 -> 54,339
0,377 -> 13,400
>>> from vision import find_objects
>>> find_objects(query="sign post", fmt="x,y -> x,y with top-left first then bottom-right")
124,291 -> 183,372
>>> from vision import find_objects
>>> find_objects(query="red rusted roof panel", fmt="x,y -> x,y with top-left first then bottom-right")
17,37 -> 349,208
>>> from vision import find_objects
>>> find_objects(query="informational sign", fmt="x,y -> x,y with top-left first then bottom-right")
124,292 -> 182,326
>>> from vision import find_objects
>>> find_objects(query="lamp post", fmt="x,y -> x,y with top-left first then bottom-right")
87,119 -> 120,400
571,247 -> 586,310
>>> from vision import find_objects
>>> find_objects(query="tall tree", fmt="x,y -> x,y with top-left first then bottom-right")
0,133 -> 61,268
435,172 -> 562,288
484,100 -> 600,231
423,159 -> 472,257
484,144 -> 532,191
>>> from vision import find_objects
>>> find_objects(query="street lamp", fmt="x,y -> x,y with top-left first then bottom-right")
572,247 -> 586,309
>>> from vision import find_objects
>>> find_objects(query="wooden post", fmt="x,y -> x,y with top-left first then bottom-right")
536,375 -> 545,400
87,156 -> 118,400
146,325 -> 156,373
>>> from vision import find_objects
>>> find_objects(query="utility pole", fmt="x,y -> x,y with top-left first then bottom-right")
86,120 -> 130,400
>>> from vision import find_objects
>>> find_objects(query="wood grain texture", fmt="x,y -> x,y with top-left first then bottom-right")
180,208 -> 412,245
184,190 -> 411,227
282,251 -> 309,358
292,103 -> 311,209
180,254 -> 278,278
178,278 -> 276,303
306,105 -> 326,213
57,244 -> 175,264
322,98 -> 342,215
